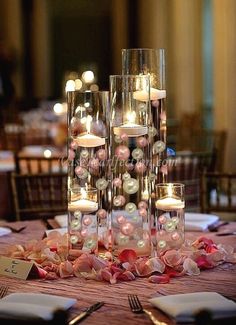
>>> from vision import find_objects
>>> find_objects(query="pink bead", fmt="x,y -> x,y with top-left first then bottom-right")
70,141 -> 78,150
89,158 -> 100,169
83,216 -> 92,226
75,166 -> 84,176
121,222 -> 134,236
117,215 -> 126,224
171,232 -> 180,241
126,163 -> 134,171
96,149 -> 107,161
159,230 -> 165,236
160,165 -> 168,175
113,178 -> 122,188
115,145 -> 130,161
139,208 -> 147,217
138,201 -> 148,210
158,215 -> 167,224
120,133 -> 128,141
113,195 -> 126,207
81,229 -> 88,237
97,209 -> 107,219
68,149 -> 75,161
135,162 -> 147,174
136,137 -> 148,148
118,195 -> 126,205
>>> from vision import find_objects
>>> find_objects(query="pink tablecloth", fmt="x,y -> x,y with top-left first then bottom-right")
0,220 -> 236,324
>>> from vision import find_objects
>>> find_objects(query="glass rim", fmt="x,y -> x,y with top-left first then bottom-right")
109,74 -> 150,79
67,90 -> 109,94
156,183 -> 185,188
122,47 -> 165,51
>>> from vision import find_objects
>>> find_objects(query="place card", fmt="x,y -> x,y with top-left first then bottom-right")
0,256 -> 38,280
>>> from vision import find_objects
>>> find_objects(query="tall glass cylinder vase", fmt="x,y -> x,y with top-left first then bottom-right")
122,48 -> 167,184
67,90 -> 110,255
109,75 -> 152,257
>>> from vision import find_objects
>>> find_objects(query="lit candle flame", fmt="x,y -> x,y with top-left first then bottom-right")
127,111 -> 136,123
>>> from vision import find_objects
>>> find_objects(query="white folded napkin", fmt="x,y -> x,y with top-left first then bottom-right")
54,214 -> 68,228
0,227 -> 11,237
45,228 -> 68,236
185,213 -> 219,231
0,293 -> 76,320
149,292 -> 236,322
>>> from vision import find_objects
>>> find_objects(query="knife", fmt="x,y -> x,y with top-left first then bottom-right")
216,231 -> 236,236
208,221 -> 229,232
68,301 -> 104,325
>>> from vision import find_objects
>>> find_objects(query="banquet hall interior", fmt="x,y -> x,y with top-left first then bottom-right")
0,1 -> 236,325
0,0 -> 235,221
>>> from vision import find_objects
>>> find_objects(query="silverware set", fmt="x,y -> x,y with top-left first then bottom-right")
128,294 -> 167,325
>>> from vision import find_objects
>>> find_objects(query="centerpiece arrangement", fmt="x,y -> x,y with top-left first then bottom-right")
67,48 -> 184,258
5,48 -> 235,285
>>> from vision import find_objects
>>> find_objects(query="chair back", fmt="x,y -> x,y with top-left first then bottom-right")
200,172 -> 236,215
14,153 -> 66,174
0,123 -> 24,152
176,127 -> 227,172
167,152 -> 215,212
11,172 -> 67,220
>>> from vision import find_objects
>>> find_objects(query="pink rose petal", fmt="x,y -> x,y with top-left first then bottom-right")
118,249 -> 137,264
148,274 -> 170,283
183,258 -> 200,275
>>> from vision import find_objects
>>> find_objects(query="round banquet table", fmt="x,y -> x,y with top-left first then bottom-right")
0,220 -> 236,325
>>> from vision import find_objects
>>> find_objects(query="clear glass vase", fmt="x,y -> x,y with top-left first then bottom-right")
122,48 -> 167,184
67,90 -> 110,255
122,49 -> 167,252
155,183 -> 185,254
109,75 -> 153,257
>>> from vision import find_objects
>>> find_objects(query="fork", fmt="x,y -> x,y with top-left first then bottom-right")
0,285 -> 9,298
128,294 -> 167,325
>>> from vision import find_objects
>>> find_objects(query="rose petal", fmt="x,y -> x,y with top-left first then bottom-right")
148,274 -> 170,283
146,258 -> 165,274
183,258 -> 200,275
59,261 -> 74,278
118,249 -> 137,264
162,250 -> 183,268
117,271 -> 135,282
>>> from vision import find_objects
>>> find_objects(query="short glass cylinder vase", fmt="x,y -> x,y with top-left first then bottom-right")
109,75 -> 153,257
122,48 -> 167,184
67,90 -> 110,254
68,184 -> 98,253
155,183 -> 185,254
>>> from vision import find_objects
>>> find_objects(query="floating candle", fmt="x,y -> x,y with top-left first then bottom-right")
75,133 -> 105,147
113,111 -> 147,137
68,199 -> 98,213
133,88 -> 166,101
114,124 -> 148,137
155,197 -> 185,211
69,187 -> 98,213
75,114 -> 105,147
